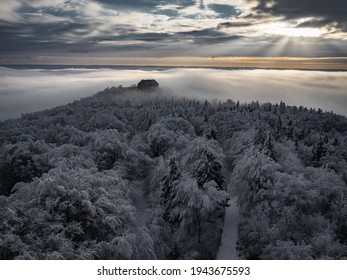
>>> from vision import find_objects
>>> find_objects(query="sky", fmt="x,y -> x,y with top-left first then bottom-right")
1,0 -> 347,66
1,66 -> 347,120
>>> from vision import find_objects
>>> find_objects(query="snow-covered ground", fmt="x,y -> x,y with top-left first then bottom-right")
132,183 -> 148,227
216,196 -> 239,260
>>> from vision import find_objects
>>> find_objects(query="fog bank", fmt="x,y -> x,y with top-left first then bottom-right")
0,67 -> 346,120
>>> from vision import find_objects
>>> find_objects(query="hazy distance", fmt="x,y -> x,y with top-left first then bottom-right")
1,66 -> 346,120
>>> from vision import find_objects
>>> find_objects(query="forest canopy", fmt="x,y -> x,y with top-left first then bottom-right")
0,86 -> 346,260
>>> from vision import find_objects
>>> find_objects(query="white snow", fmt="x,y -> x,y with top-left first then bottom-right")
133,183 -> 148,226
216,196 -> 239,260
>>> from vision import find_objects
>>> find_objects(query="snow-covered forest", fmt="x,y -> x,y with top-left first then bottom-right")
0,86 -> 346,260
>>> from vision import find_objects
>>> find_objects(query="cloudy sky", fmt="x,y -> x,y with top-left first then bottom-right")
1,0 -> 347,65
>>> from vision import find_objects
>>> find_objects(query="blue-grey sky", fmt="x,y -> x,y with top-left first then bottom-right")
1,0 -> 347,64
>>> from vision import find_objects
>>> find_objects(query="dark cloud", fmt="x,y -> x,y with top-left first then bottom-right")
119,32 -> 172,42
251,0 -> 347,30
0,20 -> 93,53
94,32 -> 173,52
96,29 -> 243,52
176,29 -> 243,44
297,18 -> 347,33
217,21 -> 253,29
296,18 -> 337,29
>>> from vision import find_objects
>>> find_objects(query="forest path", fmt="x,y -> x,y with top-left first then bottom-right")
133,183 -> 148,226
216,196 -> 239,260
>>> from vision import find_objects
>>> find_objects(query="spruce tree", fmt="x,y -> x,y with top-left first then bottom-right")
160,158 -> 181,224
311,137 -> 327,167
195,151 -> 225,190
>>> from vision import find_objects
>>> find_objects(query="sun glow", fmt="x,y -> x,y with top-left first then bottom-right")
264,23 -> 325,38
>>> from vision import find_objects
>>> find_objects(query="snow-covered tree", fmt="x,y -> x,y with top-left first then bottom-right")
195,151 -> 225,190
160,158 -> 181,225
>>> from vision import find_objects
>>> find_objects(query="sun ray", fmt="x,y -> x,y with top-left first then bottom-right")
263,36 -> 291,56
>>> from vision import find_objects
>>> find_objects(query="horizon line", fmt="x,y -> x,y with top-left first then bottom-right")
1,56 -> 347,70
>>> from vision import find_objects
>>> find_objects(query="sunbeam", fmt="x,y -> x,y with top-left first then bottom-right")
264,36 -> 291,57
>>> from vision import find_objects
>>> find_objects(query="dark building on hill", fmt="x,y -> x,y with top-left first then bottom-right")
137,79 -> 159,90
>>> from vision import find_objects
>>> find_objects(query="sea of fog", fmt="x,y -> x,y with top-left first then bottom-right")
0,66 -> 346,120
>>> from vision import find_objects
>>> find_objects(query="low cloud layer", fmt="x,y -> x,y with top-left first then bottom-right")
0,66 -> 346,120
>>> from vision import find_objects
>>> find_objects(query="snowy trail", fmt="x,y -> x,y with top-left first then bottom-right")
133,184 -> 148,226
216,196 -> 239,260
